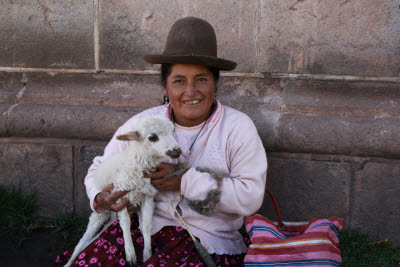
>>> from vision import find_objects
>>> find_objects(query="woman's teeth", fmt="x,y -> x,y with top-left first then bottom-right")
184,100 -> 201,104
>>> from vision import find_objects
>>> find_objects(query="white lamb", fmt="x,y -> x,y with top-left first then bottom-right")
65,115 -> 181,267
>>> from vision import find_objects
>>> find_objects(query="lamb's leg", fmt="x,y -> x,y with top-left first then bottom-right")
140,196 -> 154,262
118,207 -> 136,267
89,213 -> 116,243
64,212 -> 110,267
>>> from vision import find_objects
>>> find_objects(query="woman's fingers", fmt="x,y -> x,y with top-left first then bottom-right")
144,162 -> 175,179
110,199 -> 129,212
103,184 -> 114,193
150,178 -> 162,191
163,175 -> 182,191
151,178 -> 163,186
151,173 -> 183,191
109,190 -> 129,203
95,184 -> 131,212
107,190 -> 129,211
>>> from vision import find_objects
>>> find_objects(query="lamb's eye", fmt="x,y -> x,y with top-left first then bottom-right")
148,133 -> 159,142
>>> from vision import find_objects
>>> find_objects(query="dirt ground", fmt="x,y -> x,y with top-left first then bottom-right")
0,229 -> 71,267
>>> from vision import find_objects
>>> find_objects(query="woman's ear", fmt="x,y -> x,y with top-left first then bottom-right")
214,81 -> 218,93
163,87 -> 170,104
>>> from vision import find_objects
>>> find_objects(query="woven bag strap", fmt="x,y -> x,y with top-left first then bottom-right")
265,188 -> 286,230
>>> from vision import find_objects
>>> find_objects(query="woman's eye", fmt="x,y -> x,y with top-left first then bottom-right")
197,78 -> 207,82
148,134 -> 159,142
174,79 -> 184,84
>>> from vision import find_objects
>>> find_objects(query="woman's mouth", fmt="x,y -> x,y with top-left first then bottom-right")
183,100 -> 201,105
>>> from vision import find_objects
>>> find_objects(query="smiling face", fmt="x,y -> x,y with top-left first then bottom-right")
164,64 -> 217,127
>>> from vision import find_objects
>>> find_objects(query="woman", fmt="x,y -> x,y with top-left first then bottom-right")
54,17 -> 267,266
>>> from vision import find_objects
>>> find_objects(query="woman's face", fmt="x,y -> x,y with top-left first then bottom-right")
164,64 -> 217,127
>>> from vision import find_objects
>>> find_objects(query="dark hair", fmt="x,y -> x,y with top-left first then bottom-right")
161,63 -> 220,87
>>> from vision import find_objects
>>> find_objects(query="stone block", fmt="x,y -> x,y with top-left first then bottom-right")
258,154 -> 352,223
259,0 -> 400,77
100,0 -> 258,72
218,76 -> 284,151
284,80 -> 400,118
7,103 -> 138,140
12,72 -> 164,108
277,114 -> 400,158
351,162 -> 400,245
0,0 -> 94,69
74,144 -> 106,217
0,142 -> 73,218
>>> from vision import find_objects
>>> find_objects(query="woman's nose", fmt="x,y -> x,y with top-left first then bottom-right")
184,82 -> 196,95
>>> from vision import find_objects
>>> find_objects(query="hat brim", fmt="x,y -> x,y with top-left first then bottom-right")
143,54 -> 237,71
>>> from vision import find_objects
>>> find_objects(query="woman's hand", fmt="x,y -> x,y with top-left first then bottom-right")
94,184 -> 136,212
144,162 -> 183,191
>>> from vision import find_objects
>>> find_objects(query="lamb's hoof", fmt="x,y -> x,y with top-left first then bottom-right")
126,261 -> 136,267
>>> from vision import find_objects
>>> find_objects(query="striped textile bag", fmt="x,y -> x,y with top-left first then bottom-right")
244,189 -> 344,267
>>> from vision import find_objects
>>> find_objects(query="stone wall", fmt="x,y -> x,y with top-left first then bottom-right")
1,0 -> 399,244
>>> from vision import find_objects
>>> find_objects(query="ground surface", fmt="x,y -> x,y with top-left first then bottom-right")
1,228 -> 399,267
0,229 -> 70,267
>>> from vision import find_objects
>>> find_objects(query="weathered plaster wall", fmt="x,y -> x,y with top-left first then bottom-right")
0,0 -> 399,244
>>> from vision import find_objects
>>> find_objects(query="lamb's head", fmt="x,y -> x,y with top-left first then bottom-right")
116,116 -> 181,159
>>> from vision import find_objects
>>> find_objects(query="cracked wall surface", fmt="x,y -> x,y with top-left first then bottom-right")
0,0 -> 94,69
0,0 -> 399,244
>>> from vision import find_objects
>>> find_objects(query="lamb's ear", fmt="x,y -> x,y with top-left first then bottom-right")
116,131 -> 142,141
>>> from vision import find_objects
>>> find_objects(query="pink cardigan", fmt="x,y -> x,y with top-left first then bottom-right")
84,101 -> 268,255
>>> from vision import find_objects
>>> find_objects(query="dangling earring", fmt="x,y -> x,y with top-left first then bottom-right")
163,95 -> 169,104
214,87 -> 218,104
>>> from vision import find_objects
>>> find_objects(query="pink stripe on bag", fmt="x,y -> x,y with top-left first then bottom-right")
246,244 -> 340,256
245,250 -> 342,263
251,232 -> 341,245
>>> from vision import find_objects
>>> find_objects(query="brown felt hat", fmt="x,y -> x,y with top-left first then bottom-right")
143,17 -> 237,71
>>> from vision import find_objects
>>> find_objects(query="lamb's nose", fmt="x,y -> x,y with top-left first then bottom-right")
166,147 -> 182,159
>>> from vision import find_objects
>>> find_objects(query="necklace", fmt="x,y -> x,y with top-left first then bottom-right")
171,104 -> 216,160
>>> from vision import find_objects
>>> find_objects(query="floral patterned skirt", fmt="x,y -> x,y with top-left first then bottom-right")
52,215 -> 249,267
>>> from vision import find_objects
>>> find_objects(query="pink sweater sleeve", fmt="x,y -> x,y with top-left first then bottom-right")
180,116 -> 267,216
